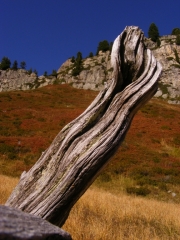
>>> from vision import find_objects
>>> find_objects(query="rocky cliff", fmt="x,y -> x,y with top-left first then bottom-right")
0,35 -> 180,104
56,35 -> 180,104
0,69 -> 56,92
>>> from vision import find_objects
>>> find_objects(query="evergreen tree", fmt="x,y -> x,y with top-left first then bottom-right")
20,61 -> 26,69
0,56 -> 11,70
96,40 -> 110,54
109,42 -> 113,52
51,69 -> 57,78
34,69 -> 38,76
71,56 -> 75,63
171,28 -> 180,35
28,68 -> 32,74
72,51 -> 83,76
148,23 -> 160,42
89,52 -> 93,58
12,60 -> 18,70
44,71 -> 48,76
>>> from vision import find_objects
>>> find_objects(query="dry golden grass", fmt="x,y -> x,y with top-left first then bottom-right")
63,187 -> 180,240
0,174 -> 19,204
1,174 -> 180,239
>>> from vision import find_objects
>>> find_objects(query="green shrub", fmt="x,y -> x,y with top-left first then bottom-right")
126,186 -> 151,196
176,35 -> 180,45
173,49 -> 180,63
171,64 -> 180,68
166,57 -> 173,61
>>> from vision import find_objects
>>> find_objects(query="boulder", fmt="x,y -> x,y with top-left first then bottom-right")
0,205 -> 72,240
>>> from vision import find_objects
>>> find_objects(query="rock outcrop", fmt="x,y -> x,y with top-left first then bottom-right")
0,35 -> 180,104
151,36 -> 180,104
0,205 -> 72,240
57,50 -> 112,91
0,69 -> 56,92
56,35 -> 180,103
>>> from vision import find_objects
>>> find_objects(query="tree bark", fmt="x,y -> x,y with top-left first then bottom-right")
6,26 -> 162,227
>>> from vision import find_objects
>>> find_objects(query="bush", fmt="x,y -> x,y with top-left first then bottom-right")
156,38 -> 161,47
126,186 -> 151,196
173,49 -> 180,63
176,35 -> 180,45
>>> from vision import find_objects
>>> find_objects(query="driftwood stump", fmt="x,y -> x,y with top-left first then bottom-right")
6,26 -> 162,227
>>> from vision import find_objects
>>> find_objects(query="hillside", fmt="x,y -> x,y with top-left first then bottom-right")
0,84 -> 180,204
0,84 -> 180,239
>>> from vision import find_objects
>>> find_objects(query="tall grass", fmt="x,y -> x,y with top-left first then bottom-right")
63,187 -> 180,240
1,175 -> 180,239
0,174 -> 19,204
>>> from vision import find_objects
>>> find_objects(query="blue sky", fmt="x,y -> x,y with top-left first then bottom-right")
1,1 -> 180,76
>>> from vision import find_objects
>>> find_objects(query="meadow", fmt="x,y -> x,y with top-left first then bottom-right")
0,84 -> 180,239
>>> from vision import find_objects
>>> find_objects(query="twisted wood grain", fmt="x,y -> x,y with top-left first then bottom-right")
6,26 -> 162,227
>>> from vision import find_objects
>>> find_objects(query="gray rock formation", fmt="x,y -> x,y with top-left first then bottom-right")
0,35 -> 180,104
57,50 -> 112,91
56,35 -> 180,103
0,69 -> 56,92
151,36 -> 180,102
0,205 -> 72,240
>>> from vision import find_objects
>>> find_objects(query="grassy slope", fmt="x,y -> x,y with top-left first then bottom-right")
0,84 -> 180,239
1,175 -> 180,239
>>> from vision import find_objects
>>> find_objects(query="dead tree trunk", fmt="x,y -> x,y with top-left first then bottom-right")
6,26 -> 162,227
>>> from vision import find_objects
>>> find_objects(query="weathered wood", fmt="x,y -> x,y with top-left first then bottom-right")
0,205 -> 72,239
6,26 -> 162,227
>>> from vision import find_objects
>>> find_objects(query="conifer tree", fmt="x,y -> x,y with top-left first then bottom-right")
171,28 -> 180,35
0,57 -> 11,70
12,60 -> 18,70
148,23 -> 160,42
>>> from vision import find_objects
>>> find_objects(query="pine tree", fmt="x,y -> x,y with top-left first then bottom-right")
0,57 -> 11,70
148,23 -> 160,42
20,61 -> 26,69
12,60 -> 18,70
72,52 -> 83,76
89,52 -> 93,58
96,40 -> 110,55
51,69 -> 57,78
171,28 -> 180,35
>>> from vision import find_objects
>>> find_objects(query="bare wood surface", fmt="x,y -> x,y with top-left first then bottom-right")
6,26 -> 162,227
